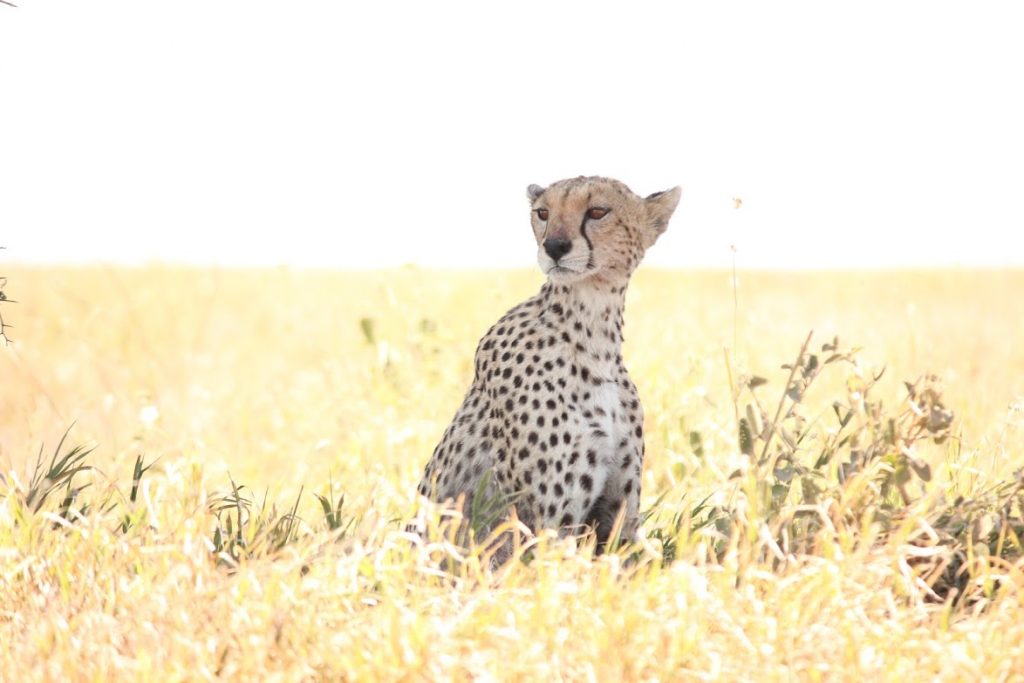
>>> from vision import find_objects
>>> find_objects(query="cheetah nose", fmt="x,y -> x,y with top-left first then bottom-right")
543,237 -> 572,261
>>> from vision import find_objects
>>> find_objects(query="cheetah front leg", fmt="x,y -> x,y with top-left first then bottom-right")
522,443 -> 610,542
582,440 -> 643,549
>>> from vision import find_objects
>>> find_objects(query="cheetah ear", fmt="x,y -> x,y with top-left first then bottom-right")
527,184 -> 546,203
642,186 -> 681,246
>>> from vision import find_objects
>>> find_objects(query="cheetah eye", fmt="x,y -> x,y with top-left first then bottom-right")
535,208 -> 549,221
586,208 -> 609,220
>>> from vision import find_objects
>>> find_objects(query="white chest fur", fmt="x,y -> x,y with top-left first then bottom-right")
587,381 -> 624,465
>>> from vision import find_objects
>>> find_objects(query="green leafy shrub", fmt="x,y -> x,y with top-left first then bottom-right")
700,332 -> 1022,605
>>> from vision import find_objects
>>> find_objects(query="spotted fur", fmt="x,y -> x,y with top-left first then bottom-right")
417,176 -> 681,547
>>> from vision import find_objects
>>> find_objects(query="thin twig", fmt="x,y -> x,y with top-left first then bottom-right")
731,244 -> 739,361
724,348 -> 741,438
0,1 -> 18,8
760,330 -> 814,474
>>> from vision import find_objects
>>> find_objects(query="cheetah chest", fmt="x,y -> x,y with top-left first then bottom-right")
583,381 -> 629,465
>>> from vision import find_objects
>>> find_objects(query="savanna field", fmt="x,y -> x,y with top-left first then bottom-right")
2,266 -> 1024,681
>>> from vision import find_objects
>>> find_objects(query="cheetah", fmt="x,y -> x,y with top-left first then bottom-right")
417,175 -> 680,549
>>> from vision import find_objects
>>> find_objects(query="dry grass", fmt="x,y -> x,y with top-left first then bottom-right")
2,266 -> 1024,681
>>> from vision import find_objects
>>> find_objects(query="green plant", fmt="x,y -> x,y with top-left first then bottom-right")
20,426 -> 96,520
728,334 -> 954,548
3,428 -> 361,567
209,480 -> 306,565
315,473 -> 355,535
119,454 -> 157,532
713,332 -> 1024,605
641,491 -> 725,564
921,470 -> 1024,604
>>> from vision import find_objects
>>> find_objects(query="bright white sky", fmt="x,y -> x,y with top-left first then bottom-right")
1,1 -> 1022,269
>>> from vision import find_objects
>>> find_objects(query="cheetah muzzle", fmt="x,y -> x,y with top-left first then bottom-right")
416,175 -> 681,553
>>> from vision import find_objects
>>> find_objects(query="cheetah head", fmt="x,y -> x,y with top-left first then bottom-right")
526,176 -> 680,284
